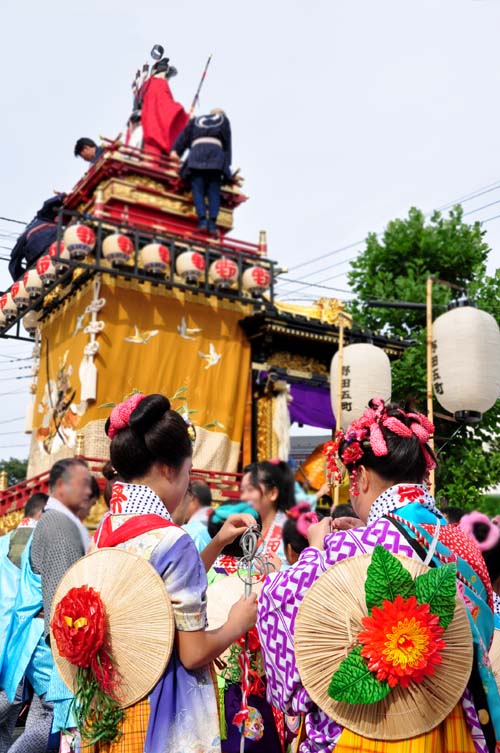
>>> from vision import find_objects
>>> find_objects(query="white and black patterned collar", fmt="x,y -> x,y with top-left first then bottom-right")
493,591 -> 500,617
109,482 -> 172,521
367,483 -> 441,526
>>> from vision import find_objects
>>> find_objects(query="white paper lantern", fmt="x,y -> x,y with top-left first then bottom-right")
330,343 -> 392,430
432,305 -> 500,423
23,268 -> 42,298
242,265 -> 271,296
48,240 -> 70,273
176,250 -> 206,283
63,224 -> 96,259
0,292 -> 18,322
0,308 -> 6,329
141,243 -> 170,275
102,233 -> 134,264
22,309 -> 40,336
36,255 -> 57,286
209,257 -> 238,288
11,280 -> 30,310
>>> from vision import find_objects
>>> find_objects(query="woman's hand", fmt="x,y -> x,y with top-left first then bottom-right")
306,517 -> 332,550
227,593 -> 258,636
215,513 -> 258,547
331,516 -> 363,531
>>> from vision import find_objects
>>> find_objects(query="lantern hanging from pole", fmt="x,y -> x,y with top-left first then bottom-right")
432,304 -> 500,423
330,343 -> 392,430
23,268 -> 43,299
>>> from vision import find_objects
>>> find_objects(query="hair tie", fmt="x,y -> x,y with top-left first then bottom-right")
459,512 -> 500,552
296,511 -> 319,538
107,393 -> 146,439
286,502 -> 313,521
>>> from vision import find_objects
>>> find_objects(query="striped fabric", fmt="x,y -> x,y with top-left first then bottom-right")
333,702 -> 476,753
88,698 -> 150,753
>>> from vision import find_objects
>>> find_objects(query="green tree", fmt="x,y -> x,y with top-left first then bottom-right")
0,457 -> 28,487
347,206 -> 500,510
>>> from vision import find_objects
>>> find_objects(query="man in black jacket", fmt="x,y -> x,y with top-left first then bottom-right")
8,195 -> 65,281
172,109 -> 232,235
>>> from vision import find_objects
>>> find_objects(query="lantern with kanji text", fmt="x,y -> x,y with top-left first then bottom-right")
209,257 -> 238,288
102,233 -> 134,265
23,268 -> 42,298
330,343 -> 392,429
176,250 -> 206,284
63,224 -> 96,259
11,280 -> 30,311
141,243 -> 171,276
431,304 -> 500,423
36,255 -> 57,286
242,265 -> 271,297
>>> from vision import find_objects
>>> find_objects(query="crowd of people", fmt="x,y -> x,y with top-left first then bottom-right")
0,393 -> 499,753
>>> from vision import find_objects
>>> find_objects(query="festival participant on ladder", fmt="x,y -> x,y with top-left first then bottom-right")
240,460 -> 295,567
172,109 -> 232,235
73,137 -> 103,164
258,399 -> 500,752
89,393 -> 257,752
0,493 -> 47,753
140,57 -> 189,157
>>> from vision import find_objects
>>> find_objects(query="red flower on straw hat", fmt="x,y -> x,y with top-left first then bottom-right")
358,595 -> 445,689
52,585 -> 105,668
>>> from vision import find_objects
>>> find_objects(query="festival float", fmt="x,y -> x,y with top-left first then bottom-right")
0,48 -> 405,533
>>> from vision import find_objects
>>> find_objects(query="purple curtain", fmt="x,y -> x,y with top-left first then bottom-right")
289,382 -> 335,430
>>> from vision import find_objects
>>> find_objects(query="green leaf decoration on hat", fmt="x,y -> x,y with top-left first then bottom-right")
364,545 -> 415,613
414,562 -> 457,629
328,646 -> 391,704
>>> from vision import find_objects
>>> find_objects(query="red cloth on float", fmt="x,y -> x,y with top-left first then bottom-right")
141,77 -> 189,156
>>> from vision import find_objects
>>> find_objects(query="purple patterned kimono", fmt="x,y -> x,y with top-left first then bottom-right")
257,484 -> 491,753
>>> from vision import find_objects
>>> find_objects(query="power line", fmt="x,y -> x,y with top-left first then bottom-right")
288,239 -> 362,273
277,277 -> 353,294
0,216 -> 26,225
0,416 -> 24,425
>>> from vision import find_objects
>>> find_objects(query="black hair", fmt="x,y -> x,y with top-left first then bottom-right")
243,460 -> 295,512
473,521 -> 500,583
191,480 -> 212,507
441,506 -> 465,525
49,458 -> 88,493
282,516 -> 309,556
331,503 -> 355,519
74,137 -> 97,157
102,462 -> 121,509
89,476 -> 100,501
207,503 -> 261,557
107,394 -> 192,482
24,492 -> 48,518
339,400 -> 435,485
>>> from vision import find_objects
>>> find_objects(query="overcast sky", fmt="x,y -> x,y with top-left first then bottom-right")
1,0 -> 500,461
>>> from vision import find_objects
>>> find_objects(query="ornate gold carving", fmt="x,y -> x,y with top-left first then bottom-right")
273,297 -> 351,327
92,177 -> 233,230
83,497 -> 108,533
267,351 -> 328,376
256,396 -> 278,461
0,510 -> 24,536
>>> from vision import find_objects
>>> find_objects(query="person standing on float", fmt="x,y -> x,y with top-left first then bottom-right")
140,58 -> 189,157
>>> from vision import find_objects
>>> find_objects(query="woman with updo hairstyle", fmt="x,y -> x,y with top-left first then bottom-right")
92,393 -> 257,753
240,460 -> 295,566
258,398 -> 500,752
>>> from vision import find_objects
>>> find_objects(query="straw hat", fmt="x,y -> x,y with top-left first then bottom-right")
207,575 -> 263,666
295,553 -> 473,740
50,548 -> 174,708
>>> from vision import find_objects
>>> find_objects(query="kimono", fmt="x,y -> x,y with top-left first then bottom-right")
89,482 -> 220,753
258,484 -> 500,753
